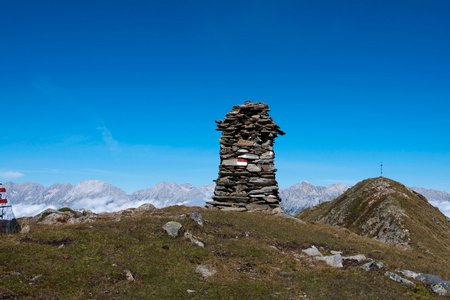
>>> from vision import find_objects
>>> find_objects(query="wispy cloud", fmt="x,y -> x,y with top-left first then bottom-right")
97,125 -> 120,157
0,171 -> 25,179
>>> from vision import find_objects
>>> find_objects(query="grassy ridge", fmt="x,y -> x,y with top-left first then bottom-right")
0,206 -> 446,299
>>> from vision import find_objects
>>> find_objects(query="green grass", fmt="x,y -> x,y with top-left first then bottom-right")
0,206 -> 446,299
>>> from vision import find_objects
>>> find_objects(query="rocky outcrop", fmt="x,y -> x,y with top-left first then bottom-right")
34,208 -> 97,225
299,177 -> 450,248
207,101 -> 285,212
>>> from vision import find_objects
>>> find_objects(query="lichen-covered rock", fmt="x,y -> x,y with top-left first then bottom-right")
189,212 -> 204,226
384,272 -> 415,287
162,221 -> 183,237
195,265 -> 217,279
34,208 -> 97,225
397,269 -> 450,296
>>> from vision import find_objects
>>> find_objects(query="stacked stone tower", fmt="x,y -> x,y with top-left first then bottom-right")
207,101 -> 285,212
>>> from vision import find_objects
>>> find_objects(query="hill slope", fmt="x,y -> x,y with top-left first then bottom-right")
1,206 -> 450,298
298,177 -> 450,254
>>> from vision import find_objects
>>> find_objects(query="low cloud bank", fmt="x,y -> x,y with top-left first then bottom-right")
430,201 -> 450,218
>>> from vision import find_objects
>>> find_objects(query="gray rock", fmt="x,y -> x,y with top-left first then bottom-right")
162,221 -> 183,237
246,164 -> 262,173
184,232 -> 205,248
222,159 -> 239,166
20,225 -> 30,235
249,186 -> 278,194
246,203 -> 271,212
302,246 -> 323,257
249,178 -> 276,185
397,269 -> 450,296
261,151 -> 274,159
238,153 -> 259,160
384,272 -> 415,287
195,265 -> 217,278
135,203 -> 156,212
124,269 -> 135,282
342,254 -> 367,263
190,212 -> 204,226
315,254 -> 343,268
220,207 -> 247,212
360,260 -> 384,271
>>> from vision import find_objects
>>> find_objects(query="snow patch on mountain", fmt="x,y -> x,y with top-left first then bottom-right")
4,180 -> 450,218
4,181 -> 214,217
280,182 -> 350,214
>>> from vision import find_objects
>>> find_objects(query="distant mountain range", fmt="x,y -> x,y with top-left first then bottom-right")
4,180 -> 450,217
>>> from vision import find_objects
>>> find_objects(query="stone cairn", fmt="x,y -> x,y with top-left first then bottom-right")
206,101 -> 285,212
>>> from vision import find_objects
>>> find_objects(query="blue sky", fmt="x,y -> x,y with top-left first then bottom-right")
1,0 -> 449,192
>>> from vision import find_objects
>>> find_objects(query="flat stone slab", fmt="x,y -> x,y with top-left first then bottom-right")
302,246 -> 323,257
315,254 -> 344,268
385,272 -> 415,287
162,222 -> 183,238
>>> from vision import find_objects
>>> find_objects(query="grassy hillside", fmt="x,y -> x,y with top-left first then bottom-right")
299,177 -> 450,254
1,206 -> 448,299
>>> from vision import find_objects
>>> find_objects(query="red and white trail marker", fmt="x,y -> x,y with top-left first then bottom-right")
237,158 -> 248,166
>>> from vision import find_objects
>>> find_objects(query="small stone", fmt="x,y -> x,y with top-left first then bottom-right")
315,254 -> 343,268
124,269 -> 135,282
271,207 -> 283,215
384,272 -> 415,287
360,260 -> 384,271
246,164 -> 262,172
342,254 -> 367,263
238,153 -> 259,160
190,212 -> 204,226
330,250 -> 343,255
261,151 -> 274,159
246,203 -> 270,212
20,225 -> 30,235
195,265 -> 217,279
302,246 -> 323,257
184,232 -> 205,248
30,274 -> 42,282
162,221 -> 183,237
135,203 -> 156,212
220,207 -> 247,212
236,139 -> 254,147
187,290 -> 196,294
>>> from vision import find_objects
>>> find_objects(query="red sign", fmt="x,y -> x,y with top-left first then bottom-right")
0,188 -> 6,192
0,199 -> 8,204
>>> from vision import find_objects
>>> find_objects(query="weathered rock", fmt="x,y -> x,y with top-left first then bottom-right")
246,203 -> 271,212
360,260 -> 384,271
315,254 -> 343,268
35,208 -> 97,225
239,153 -> 259,160
162,221 -> 183,237
342,254 -> 367,263
184,232 -> 205,248
20,225 -> 31,235
302,246 -> 322,257
190,212 -> 204,226
220,207 -> 247,212
246,164 -> 262,173
124,269 -> 135,282
135,203 -> 156,212
384,272 -> 415,287
397,269 -> 450,296
195,265 -> 217,278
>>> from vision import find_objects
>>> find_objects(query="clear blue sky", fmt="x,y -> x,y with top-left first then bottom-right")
1,0 -> 449,192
